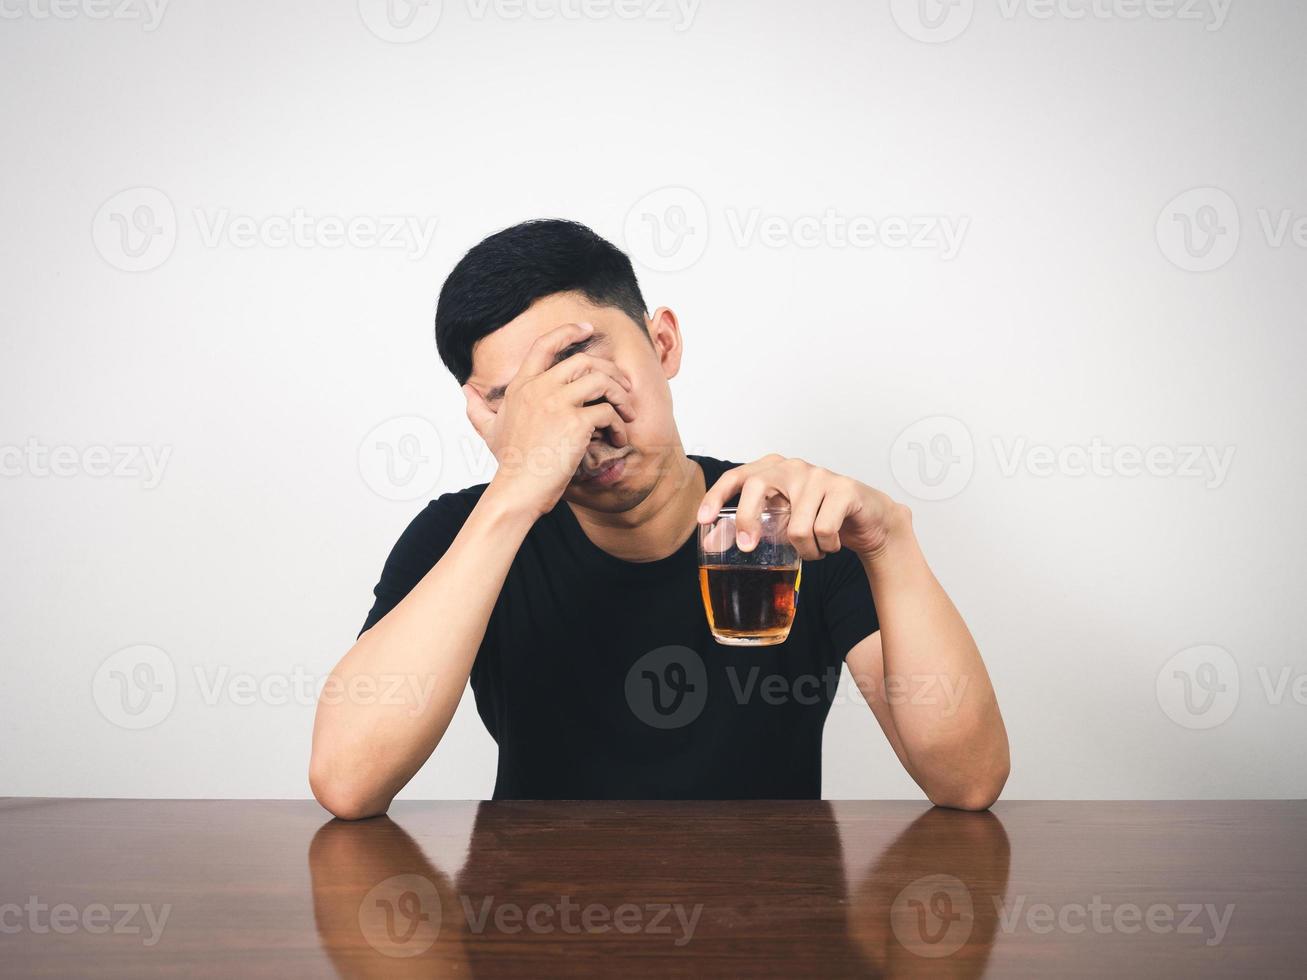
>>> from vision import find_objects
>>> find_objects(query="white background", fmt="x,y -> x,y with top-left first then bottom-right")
2,0 -> 1304,801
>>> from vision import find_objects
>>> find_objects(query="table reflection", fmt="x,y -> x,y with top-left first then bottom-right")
846,806 -> 1010,977
309,802 -> 1010,978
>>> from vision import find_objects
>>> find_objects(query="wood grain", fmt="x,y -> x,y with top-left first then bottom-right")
0,799 -> 1302,977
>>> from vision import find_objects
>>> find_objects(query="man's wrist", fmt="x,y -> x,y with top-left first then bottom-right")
479,477 -> 549,534
857,494 -> 916,567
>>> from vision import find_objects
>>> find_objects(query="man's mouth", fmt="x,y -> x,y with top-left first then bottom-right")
576,453 -> 629,487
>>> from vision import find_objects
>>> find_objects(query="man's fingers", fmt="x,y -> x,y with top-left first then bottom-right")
517,321 -> 595,380
579,403 -> 628,448
548,353 -> 632,391
463,384 -> 495,438
812,491 -> 850,556
697,455 -> 785,524
563,373 -> 636,422
735,475 -> 781,553
786,484 -> 825,562
697,467 -> 750,524
700,519 -> 735,553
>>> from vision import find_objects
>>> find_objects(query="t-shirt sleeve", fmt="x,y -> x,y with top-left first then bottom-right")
358,490 -> 480,636
818,547 -> 879,662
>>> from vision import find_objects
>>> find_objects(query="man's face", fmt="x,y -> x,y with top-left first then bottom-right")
466,291 -> 684,514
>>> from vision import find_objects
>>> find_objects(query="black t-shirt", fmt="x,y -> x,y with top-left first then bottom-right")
360,455 -> 878,800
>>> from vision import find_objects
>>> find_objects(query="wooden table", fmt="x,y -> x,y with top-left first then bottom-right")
0,799 -> 1302,977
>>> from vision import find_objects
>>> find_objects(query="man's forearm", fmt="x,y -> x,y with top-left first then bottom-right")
862,506 -> 1010,809
309,483 -> 536,819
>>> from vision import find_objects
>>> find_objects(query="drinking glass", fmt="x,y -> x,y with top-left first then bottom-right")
698,504 -> 802,646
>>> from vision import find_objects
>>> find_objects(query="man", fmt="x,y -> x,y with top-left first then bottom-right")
310,220 -> 1009,818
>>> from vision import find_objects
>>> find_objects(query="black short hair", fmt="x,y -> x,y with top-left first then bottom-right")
434,219 -> 649,384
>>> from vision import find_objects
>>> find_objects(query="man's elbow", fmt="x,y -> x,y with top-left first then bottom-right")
927,762 -> 1010,812
930,786 -> 1002,812
309,757 -> 390,821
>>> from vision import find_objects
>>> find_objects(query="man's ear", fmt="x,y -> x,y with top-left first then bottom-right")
646,307 -> 684,380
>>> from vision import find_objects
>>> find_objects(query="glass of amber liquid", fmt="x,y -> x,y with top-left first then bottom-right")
698,505 -> 801,646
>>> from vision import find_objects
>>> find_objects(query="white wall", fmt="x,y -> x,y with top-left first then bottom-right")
2,0 -> 1304,801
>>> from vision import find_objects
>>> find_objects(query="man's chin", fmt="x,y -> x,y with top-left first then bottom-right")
566,454 -> 653,512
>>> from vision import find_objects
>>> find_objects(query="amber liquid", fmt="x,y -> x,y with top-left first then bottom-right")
699,564 -> 801,645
